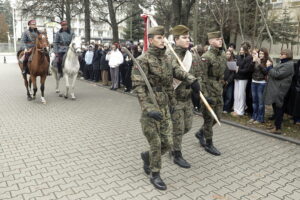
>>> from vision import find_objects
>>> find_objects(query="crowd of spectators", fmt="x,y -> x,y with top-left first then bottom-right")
78,41 -> 142,93
77,40 -> 300,135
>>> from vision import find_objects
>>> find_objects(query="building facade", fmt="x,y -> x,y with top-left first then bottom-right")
14,8 -> 126,44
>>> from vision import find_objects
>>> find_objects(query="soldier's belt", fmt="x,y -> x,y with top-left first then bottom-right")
208,77 -> 219,81
152,86 -> 164,92
25,42 -> 34,44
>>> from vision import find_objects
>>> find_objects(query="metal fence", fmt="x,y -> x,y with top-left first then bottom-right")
0,42 -> 21,53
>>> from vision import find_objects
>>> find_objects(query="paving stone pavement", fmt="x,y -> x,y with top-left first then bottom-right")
0,58 -> 300,200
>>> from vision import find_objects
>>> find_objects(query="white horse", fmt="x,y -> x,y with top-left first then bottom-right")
51,36 -> 82,100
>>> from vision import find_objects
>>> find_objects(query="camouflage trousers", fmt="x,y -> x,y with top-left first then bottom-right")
140,104 -> 173,172
200,101 -> 222,140
171,100 -> 193,151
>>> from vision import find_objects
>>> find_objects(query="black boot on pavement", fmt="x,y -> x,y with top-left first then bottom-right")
150,172 -> 167,190
173,151 -> 191,168
205,139 -> 221,156
195,130 -> 206,147
141,152 -> 150,175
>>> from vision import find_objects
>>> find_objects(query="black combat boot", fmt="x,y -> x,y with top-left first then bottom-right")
150,172 -> 167,190
141,152 -> 150,175
195,130 -> 206,147
173,151 -> 191,168
205,139 -> 221,156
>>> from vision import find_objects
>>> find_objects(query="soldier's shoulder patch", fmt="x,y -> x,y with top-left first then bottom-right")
201,58 -> 208,62
133,65 -> 139,70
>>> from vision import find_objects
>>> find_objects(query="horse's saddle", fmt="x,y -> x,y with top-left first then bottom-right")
51,53 -> 67,68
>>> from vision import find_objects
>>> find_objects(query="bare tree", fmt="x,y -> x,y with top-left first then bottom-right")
255,0 -> 273,51
207,0 -> 230,49
84,0 -> 91,43
234,0 -> 244,42
91,0 -> 147,43
171,0 -> 195,26
20,0 -> 83,26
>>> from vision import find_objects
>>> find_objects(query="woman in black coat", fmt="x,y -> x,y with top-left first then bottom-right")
100,44 -> 110,86
231,45 -> 254,116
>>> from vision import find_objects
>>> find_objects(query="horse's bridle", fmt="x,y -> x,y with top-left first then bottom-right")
69,43 -> 81,54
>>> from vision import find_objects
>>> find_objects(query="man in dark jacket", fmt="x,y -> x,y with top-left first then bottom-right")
265,49 -> 294,134
92,45 -> 102,82
285,59 -> 300,124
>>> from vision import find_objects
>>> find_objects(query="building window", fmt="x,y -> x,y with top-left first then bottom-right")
270,0 -> 283,3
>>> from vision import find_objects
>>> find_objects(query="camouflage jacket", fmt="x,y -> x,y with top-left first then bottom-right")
199,46 -> 226,100
20,29 -> 39,50
131,45 -> 196,113
53,29 -> 75,53
167,46 -> 202,102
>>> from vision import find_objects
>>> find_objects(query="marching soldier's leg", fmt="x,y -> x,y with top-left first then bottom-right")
140,113 -> 167,191
195,102 -> 207,147
152,105 -> 173,190
172,102 -> 192,168
203,104 -> 221,156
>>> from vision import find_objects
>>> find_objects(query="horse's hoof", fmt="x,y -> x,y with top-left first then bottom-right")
59,94 -> 63,97
55,90 -> 60,93
27,96 -> 32,101
64,95 -> 68,99
32,96 -> 36,100
71,97 -> 76,100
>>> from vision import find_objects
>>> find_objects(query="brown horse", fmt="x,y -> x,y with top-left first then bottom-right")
18,32 -> 49,103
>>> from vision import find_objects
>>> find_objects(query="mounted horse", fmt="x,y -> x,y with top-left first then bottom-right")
17,32 -> 50,104
51,36 -> 82,99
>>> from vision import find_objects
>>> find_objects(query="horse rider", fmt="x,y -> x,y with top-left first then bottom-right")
53,20 -> 75,78
20,19 -> 39,75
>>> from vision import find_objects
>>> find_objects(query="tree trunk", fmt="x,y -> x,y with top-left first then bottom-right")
193,0 -> 198,44
84,0 -> 90,43
171,0 -> 182,26
297,17 -> 300,55
251,5 -> 258,47
107,0 -> 119,43
234,0 -> 244,42
60,0 -> 65,21
65,0 -> 71,29
255,0 -> 273,52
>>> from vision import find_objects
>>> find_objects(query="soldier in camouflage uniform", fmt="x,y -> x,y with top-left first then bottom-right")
53,21 -> 75,77
19,20 -> 40,75
195,31 -> 227,156
168,25 -> 201,168
131,26 -> 200,190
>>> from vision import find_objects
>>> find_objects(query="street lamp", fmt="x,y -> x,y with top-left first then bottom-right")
11,5 -> 17,52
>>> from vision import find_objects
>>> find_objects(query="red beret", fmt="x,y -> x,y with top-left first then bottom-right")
60,21 -> 68,26
28,20 -> 36,25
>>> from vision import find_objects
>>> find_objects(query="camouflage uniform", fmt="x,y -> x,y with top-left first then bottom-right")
132,45 -> 196,173
198,46 -> 226,139
168,46 -> 201,151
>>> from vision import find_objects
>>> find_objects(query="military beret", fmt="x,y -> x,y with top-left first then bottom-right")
60,21 -> 68,26
170,25 -> 190,36
28,20 -> 36,25
207,31 -> 222,40
148,26 -> 165,36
